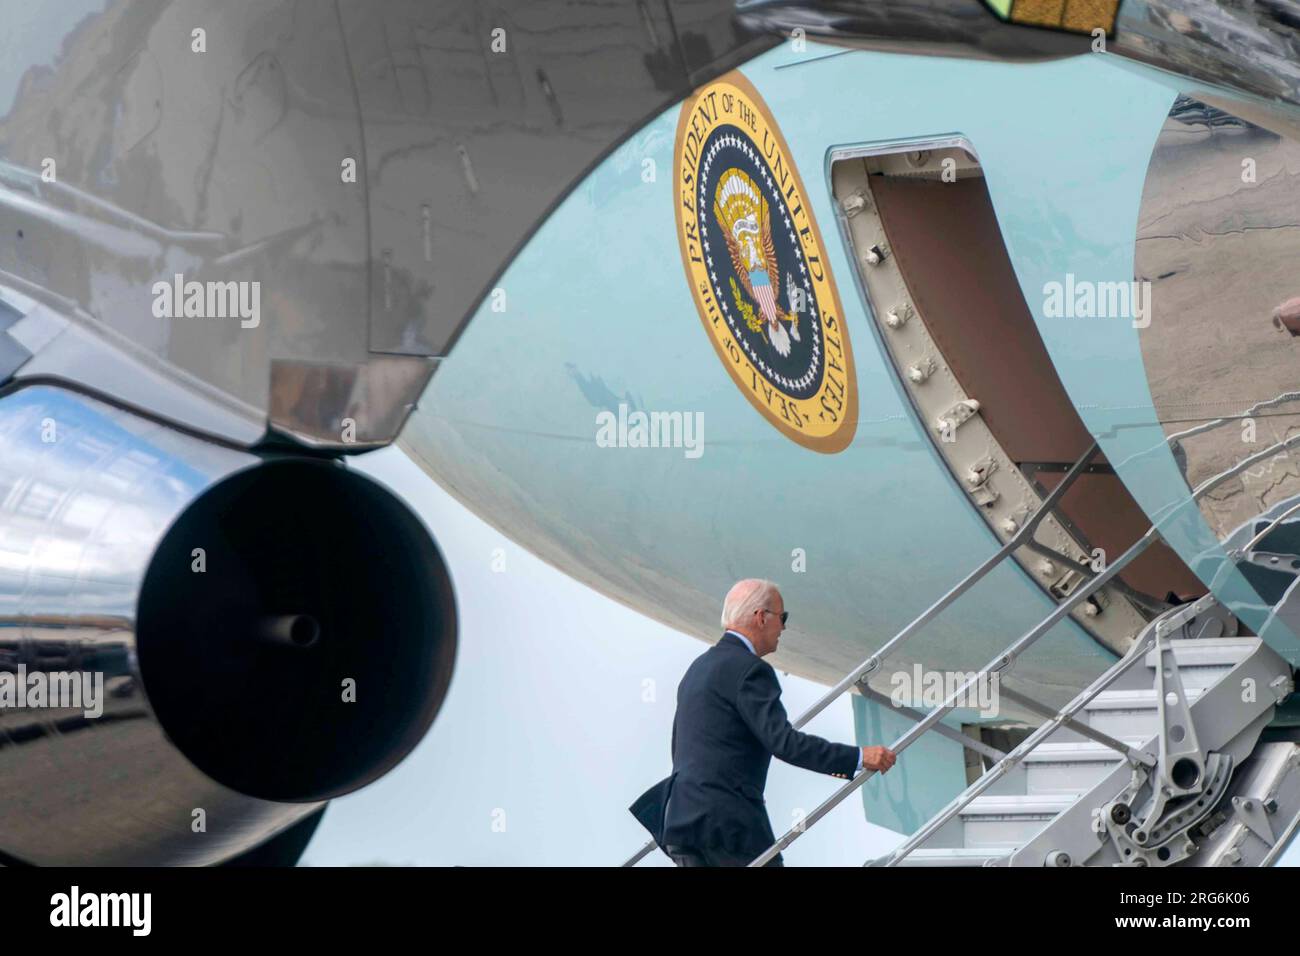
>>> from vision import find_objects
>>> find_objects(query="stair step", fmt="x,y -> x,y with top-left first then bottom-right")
1021,739 -> 1149,762
896,848 -> 1008,867
1085,688 -> 1205,710
1084,688 -> 1205,737
1023,739 -> 1148,794
1143,638 -> 1256,670
1143,638 -> 1254,690
961,794 -> 1076,847
962,794 -> 1077,816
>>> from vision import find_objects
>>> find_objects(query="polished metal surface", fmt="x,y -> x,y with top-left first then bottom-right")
0,383 -> 320,865
339,0 -> 775,359
1114,0 -> 1300,114
736,0 -> 1300,117
0,1 -> 427,449
735,0 -> 1092,58
1135,96 -> 1300,543
0,0 -> 774,450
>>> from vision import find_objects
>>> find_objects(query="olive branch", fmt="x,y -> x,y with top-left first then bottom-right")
730,276 -> 763,334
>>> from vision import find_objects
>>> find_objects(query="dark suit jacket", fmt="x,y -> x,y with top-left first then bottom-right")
630,632 -> 858,863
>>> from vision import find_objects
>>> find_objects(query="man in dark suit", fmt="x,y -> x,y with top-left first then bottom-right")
630,578 -> 896,866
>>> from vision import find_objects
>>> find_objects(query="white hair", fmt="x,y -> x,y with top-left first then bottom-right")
721,579 -> 780,630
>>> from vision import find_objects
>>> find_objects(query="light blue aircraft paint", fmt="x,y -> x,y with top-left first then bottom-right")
400,39 -> 1300,832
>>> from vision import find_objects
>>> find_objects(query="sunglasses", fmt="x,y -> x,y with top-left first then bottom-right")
760,608 -> 789,625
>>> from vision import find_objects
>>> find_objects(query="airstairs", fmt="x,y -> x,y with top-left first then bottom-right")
888,609 -> 1298,867
623,441 -> 1300,867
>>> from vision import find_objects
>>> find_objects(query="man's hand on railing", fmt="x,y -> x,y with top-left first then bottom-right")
861,745 -> 897,773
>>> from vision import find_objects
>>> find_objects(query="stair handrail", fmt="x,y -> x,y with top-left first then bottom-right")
866,592 -> 1218,866
621,442 -> 1099,866
745,523 -> 1160,866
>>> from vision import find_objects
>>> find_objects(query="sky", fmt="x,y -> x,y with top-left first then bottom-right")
300,446 -> 905,867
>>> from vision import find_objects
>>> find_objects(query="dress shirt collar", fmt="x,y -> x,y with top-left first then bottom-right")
723,629 -> 757,656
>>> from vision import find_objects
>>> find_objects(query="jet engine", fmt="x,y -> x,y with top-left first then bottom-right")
0,384 -> 456,865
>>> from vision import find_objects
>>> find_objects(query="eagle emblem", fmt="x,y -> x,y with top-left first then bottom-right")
674,71 -> 857,453
713,168 -> 801,357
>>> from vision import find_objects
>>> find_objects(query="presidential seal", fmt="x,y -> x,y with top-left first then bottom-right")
674,72 -> 856,453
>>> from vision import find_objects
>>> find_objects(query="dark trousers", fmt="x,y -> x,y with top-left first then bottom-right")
665,844 -> 784,867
